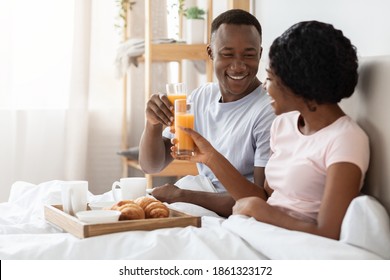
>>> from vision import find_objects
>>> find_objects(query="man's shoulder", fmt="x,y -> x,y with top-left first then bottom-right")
190,82 -> 219,99
246,87 -> 276,119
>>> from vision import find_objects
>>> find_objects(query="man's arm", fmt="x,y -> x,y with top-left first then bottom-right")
253,166 -> 265,187
152,167 -> 265,217
139,93 -> 175,173
151,184 -> 235,218
139,122 -> 173,173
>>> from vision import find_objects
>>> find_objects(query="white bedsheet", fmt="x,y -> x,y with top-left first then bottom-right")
0,180 -> 388,260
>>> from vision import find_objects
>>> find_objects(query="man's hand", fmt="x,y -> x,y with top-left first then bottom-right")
151,183 -> 182,204
145,93 -> 174,127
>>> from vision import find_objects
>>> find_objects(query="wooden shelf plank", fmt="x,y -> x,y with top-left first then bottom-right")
138,43 -> 209,62
127,159 -> 198,177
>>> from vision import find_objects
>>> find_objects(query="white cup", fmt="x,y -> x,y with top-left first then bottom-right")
111,177 -> 147,201
61,181 -> 88,216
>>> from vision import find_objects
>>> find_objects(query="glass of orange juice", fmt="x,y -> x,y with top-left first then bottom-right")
174,99 -> 194,158
166,83 -> 187,132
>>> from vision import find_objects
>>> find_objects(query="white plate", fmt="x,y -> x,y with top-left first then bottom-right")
76,210 -> 121,223
88,201 -> 115,210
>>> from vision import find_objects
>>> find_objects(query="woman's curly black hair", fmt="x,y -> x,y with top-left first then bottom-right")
269,21 -> 358,104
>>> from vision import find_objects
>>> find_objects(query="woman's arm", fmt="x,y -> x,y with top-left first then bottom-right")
172,128 -> 268,200
206,152 -> 268,200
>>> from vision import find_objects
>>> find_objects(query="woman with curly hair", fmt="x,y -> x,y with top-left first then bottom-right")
174,21 -> 370,240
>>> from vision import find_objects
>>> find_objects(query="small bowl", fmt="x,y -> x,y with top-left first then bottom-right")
76,210 -> 121,223
88,201 -> 116,210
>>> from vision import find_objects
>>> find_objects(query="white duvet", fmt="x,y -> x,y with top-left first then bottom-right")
0,180 -> 389,260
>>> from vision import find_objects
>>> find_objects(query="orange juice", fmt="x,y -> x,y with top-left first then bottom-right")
167,94 -> 187,106
167,94 -> 186,131
175,112 -> 194,156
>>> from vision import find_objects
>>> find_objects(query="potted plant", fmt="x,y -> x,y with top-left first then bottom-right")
184,6 -> 205,20
184,6 -> 206,44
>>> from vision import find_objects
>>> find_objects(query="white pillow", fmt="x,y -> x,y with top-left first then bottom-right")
340,195 -> 390,259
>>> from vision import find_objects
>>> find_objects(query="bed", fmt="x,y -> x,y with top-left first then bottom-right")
1,56 -> 390,260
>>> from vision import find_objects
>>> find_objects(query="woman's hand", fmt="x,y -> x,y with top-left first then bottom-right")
171,128 -> 217,166
233,196 -> 271,222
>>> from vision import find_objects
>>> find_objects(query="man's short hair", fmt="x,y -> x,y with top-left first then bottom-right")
210,9 -> 262,43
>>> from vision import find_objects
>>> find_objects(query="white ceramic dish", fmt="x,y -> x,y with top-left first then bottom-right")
88,201 -> 115,210
76,210 -> 121,223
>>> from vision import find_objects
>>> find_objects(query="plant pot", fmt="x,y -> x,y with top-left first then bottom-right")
186,19 -> 205,44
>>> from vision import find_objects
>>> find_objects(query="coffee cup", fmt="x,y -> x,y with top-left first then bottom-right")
61,181 -> 88,216
111,177 -> 147,201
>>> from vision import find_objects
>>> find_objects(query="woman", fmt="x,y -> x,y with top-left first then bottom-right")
173,21 -> 370,240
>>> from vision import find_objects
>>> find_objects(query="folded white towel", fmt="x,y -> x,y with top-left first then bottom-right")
175,175 -> 217,193
114,37 -> 176,78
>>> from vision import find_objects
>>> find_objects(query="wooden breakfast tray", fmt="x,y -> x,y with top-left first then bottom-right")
44,205 -> 201,239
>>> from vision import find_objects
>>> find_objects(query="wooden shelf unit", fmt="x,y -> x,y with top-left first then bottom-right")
120,0 -> 214,188
144,0 -> 214,105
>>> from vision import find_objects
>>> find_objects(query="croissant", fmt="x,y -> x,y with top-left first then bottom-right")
144,201 -> 170,218
117,203 -> 145,220
110,200 -> 134,210
134,196 -> 158,210
110,197 -> 169,220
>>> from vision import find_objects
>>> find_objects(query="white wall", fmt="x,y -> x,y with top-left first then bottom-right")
254,0 -> 390,79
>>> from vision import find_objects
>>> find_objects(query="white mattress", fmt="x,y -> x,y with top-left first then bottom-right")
0,180 -> 389,260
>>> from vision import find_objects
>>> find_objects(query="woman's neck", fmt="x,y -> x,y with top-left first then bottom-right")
298,104 -> 345,135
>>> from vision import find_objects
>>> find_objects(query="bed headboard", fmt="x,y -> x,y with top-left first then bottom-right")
340,55 -> 390,215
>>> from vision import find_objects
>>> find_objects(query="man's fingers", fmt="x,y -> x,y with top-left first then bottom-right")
146,93 -> 174,126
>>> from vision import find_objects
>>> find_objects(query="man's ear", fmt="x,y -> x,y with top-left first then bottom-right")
207,45 -> 213,60
259,46 -> 263,59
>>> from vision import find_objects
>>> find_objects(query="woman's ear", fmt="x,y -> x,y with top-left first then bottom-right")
207,45 -> 213,60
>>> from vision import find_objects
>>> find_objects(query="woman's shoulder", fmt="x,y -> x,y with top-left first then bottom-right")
335,115 -> 369,141
273,111 -> 299,125
269,111 -> 299,135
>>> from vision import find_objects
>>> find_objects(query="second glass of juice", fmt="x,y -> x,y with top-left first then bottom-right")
174,99 -> 194,158
166,83 -> 187,132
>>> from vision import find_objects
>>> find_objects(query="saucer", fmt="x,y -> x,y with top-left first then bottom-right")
76,210 -> 121,223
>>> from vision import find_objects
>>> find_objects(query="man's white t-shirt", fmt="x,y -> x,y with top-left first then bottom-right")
266,111 -> 370,222
164,82 -> 275,192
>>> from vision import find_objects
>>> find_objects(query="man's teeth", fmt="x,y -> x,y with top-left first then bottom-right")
229,75 -> 246,80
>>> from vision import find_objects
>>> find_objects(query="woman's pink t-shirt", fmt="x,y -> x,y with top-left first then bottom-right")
266,111 -> 370,222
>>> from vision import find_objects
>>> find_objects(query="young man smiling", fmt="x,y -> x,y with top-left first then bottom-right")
138,9 -> 275,217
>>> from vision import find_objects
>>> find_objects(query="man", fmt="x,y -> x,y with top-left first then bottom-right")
138,9 -> 275,217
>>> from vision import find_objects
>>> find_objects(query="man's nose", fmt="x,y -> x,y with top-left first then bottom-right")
230,59 -> 246,71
